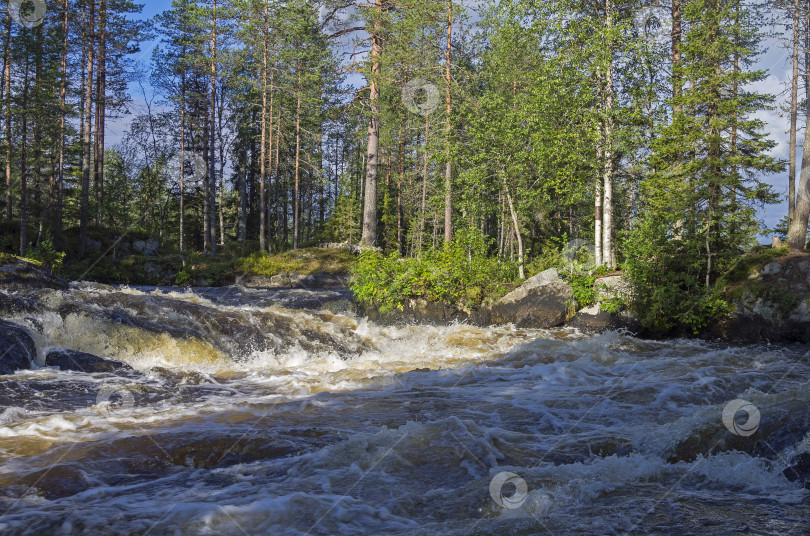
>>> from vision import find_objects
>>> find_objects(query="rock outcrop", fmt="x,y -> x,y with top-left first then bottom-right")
0,319 -> 36,375
568,274 -> 639,334
712,252 -> 810,343
489,269 -> 573,328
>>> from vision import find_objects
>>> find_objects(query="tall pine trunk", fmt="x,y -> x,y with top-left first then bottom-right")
19,59 -> 30,256
259,15 -> 268,251
179,56 -> 186,251
56,0 -> 69,240
361,0 -> 383,246
443,0 -> 452,244
601,0 -> 615,268
80,0 -> 96,256
789,0 -> 800,224
671,0 -> 682,113
294,70 -> 301,249
94,0 -> 107,227
3,8 -> 11,221
207,0 -> 218,254
787,9 -> 810,250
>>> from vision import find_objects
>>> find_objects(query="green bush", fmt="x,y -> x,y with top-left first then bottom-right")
624,217 -> 734,334
351,229 -> 519,312
27,234 -> 66,275
175,270 -> 193,286
569,274 -> 597,307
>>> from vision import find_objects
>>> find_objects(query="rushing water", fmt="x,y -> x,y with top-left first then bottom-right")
0,283 -> 809,535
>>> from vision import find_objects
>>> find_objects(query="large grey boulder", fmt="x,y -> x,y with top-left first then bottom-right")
0,319 -> 36,375
489,269 -> 573,328
595,275 -> 633,302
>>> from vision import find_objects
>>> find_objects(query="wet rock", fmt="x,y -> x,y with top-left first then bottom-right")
236,272 -> 350,289
52,288 -> 372,361
566,304 -> 640,334
0,292 -> 45,317
0,319 -> 36,375
665,400 -> 810,464
45,349 -> 133,373
489,269 -> 573,328
363,298 -> 469,325
322,298 -> 357,316
567,275 -> 639,333
784,453 -> 810,489
0,258 -> 68,291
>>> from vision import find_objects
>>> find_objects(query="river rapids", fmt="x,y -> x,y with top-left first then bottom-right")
0,283 -> 808,535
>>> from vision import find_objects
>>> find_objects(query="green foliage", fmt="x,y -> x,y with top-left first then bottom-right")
729,281 -> 799,317
623,0 -> 781,335
569,274 -> 598,308
600,297 -> 625,314
27,234 -> 66,275
233,247 -> 356,276
624,219 -> 734,334
175,270 -> 193,286
351,229 -> 519,313
722,246 -> 789,283
0,253 -> 16,267
526,245 -> 563,275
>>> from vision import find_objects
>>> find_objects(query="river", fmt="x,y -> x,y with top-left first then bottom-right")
0,283 -> 808,535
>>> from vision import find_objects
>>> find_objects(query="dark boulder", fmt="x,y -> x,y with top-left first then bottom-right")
46,349 -> 133,373
362,298 -> 469,326
0,319 -> 36,375
784,453 -> 810,489
567,304 -> 640,334
489,269 -> 573,328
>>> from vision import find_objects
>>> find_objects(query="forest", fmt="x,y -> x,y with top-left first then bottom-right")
1,0 -> 809,330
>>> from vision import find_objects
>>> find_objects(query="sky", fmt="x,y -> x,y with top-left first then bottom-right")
118,1 -> 797,239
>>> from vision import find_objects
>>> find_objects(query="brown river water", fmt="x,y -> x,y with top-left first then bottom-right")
0,283 -> 809,535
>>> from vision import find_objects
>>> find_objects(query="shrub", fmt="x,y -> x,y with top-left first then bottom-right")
351,229 -> 519,312
27,234 -> 66,275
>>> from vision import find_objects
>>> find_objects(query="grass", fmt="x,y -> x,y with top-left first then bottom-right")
234,247 -> 356,277
0,253 -> 16,267
55,245 -> 358,286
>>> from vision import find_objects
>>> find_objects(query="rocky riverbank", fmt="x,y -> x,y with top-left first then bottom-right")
361,253 -> 810,344
2,249 -> 809,369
